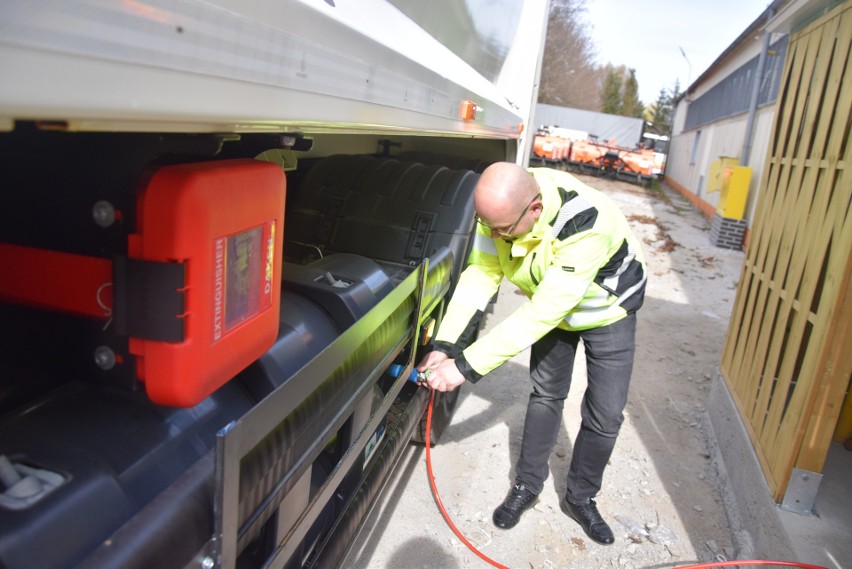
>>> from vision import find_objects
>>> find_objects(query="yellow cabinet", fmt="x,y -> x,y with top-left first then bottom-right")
707,157 -> 752,220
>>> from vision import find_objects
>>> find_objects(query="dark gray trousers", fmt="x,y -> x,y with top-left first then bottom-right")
515,314 -> 636,502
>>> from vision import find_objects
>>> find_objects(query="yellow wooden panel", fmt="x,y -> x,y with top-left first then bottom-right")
835,386 -> 852,442
719,0 -> 852,501
772,4 -> 851,455
765,12 -> 845,479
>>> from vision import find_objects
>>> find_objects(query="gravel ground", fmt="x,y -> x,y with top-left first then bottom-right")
344,174 -> 747,569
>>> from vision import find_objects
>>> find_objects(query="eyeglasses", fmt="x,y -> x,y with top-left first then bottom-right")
476,193 -> 540,236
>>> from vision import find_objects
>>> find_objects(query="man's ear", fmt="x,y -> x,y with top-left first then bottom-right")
531,201 -> 543,218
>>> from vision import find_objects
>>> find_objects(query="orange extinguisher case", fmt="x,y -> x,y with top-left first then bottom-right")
128,159 -> 285,407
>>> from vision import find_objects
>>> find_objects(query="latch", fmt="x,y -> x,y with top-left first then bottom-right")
0,455 -> 65,511
406,211 -> 436,260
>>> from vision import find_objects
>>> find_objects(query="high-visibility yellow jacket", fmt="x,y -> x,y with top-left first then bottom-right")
433,168 -> 646,382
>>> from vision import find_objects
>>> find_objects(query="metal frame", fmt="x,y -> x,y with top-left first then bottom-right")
213,252 -> 445,569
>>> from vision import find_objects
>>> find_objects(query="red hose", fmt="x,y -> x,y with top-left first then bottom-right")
425,389 -> 509,569
674,562 -> 828,569
423,388 -> 828,569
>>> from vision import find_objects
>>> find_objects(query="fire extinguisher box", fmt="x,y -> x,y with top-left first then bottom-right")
121,159 -> 285,407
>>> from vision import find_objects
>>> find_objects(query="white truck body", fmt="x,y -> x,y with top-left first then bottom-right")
1,0 -> 546,148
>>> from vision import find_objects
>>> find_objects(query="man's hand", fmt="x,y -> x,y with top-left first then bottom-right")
416,350 -> 449,373
416,351 -> 465,391
424,359 -> 466,392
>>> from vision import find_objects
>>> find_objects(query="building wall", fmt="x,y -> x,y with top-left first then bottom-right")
667,105 -> 777,224
666,25 -> 787,244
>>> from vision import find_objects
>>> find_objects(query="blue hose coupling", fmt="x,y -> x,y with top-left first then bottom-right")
388,364 -> 430,383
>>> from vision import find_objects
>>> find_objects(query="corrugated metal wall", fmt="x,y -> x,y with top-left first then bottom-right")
685,36 -> 788,131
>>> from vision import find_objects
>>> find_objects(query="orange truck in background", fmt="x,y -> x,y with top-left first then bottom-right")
531,126 -> 664,186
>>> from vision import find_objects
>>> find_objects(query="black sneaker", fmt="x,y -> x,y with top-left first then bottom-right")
560,497 -> 615,545
492,483 -> 538,529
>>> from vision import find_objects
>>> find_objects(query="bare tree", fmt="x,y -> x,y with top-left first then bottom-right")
538,0 -> 601,111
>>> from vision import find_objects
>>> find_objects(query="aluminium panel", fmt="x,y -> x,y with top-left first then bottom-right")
0,0 -> 523,137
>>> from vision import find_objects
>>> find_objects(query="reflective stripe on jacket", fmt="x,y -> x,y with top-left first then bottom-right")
434,168 -> 646,380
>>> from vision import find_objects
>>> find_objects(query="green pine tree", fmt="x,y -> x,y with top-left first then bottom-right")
622,69 -> 644,118
601,68 -> 623,114
647,79 -> 681,133
650,88 -> 671,129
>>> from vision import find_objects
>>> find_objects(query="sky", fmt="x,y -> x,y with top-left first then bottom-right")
584,0 -> 772,104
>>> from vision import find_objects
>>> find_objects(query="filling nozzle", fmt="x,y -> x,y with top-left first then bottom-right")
388,364 -> 430,384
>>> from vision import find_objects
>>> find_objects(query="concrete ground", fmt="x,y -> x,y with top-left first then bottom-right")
343,175 -> 851,569
778,441 -> 852,568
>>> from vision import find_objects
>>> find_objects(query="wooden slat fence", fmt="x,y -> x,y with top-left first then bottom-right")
720,0 -> 852,501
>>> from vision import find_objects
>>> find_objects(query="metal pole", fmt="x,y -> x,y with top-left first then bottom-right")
679,46 -> 692,88
741,9 -> 776,165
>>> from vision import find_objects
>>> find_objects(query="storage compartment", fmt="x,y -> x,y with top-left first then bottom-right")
0,127 -> 476,569
281,254 -> 395,330
0,381 -> 252,569
284,155 -> 479,283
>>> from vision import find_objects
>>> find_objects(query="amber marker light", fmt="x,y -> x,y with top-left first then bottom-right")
459,100 -> 480,121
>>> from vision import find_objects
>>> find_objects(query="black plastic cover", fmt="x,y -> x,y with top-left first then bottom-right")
0,381 -> 252,569
280,254 -> 394,331
239,293 -> 341,401
284,155 -> 479,284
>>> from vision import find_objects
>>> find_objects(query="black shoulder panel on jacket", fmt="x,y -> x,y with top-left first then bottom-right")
555,187 -> 599,240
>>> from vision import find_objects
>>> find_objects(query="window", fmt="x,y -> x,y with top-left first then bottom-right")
690,130 -> 702,165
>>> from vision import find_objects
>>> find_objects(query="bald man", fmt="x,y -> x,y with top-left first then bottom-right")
418,162 -> 646,545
